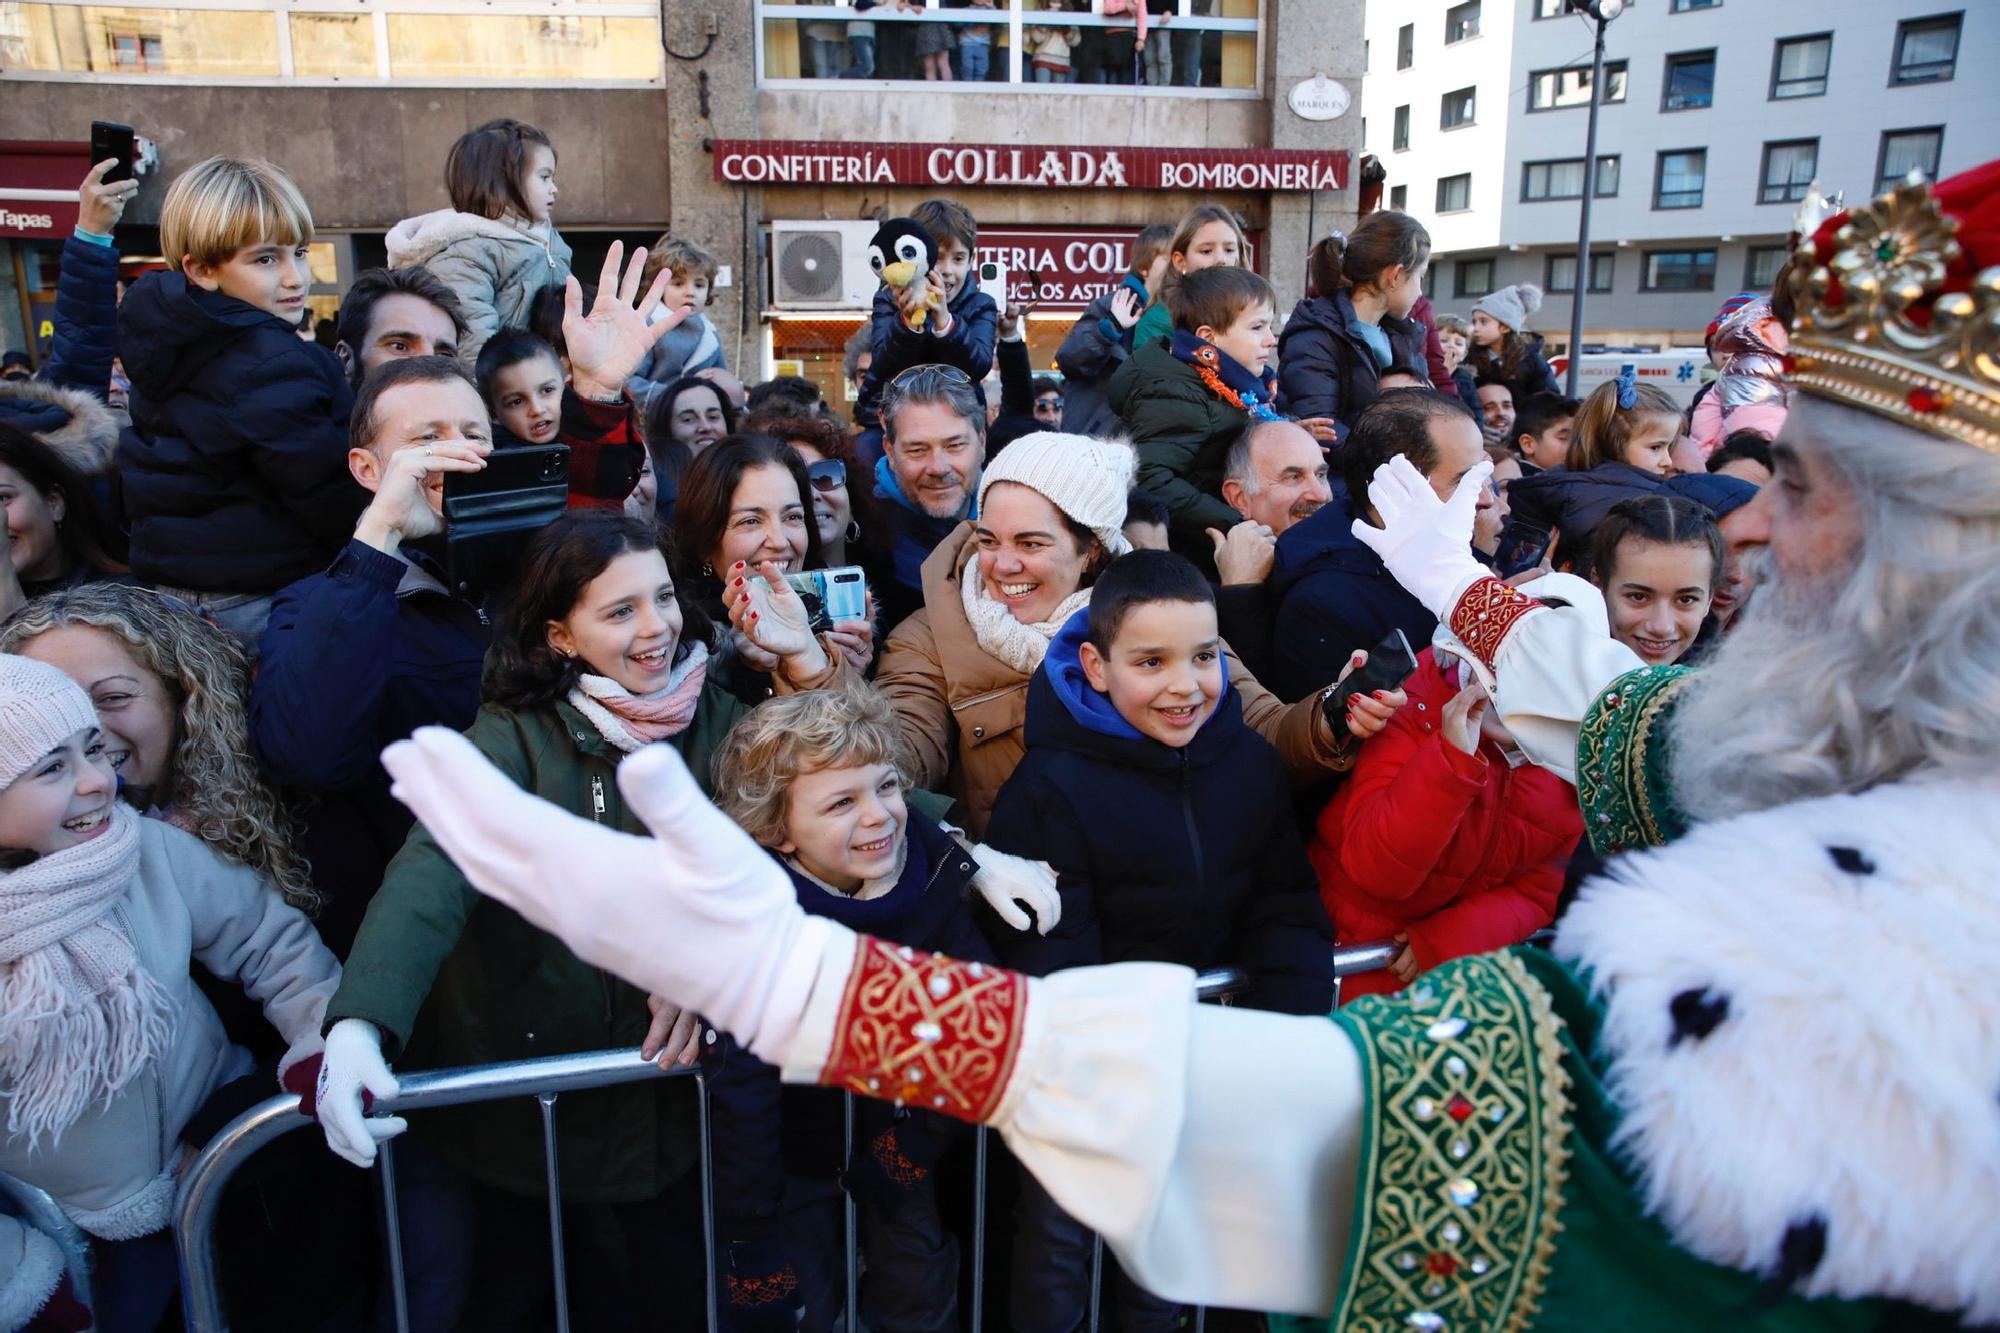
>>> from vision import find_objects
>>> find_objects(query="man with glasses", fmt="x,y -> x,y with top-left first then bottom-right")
874,363 -> 986,629
1032,377 -> 1063,428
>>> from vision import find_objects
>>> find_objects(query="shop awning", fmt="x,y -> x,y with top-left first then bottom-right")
0,141 -> 91,241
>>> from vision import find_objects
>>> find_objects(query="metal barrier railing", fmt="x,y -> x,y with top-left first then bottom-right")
174,935 -> 1508,1332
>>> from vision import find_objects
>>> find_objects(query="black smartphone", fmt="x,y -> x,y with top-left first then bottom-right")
442,444 -> 570,597
1321,626 -> 1420,725
1493,519 -> 1554,580
90,121 -> 136,185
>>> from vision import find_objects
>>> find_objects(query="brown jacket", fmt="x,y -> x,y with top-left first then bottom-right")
877,524 -> 1350,838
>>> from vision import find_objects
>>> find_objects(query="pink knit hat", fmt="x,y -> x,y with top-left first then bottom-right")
0,655 -> 98,790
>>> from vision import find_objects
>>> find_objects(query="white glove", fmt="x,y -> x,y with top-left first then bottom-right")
380,728 -> 847,1066
1349,454 -> 1495,620
969,843 -> 1061,935
316,1019 -> 405,1168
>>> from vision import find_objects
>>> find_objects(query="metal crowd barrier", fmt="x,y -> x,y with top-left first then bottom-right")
173,935 -> 1527,1332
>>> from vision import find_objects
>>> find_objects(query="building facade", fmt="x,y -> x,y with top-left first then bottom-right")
1,0 -> 1366,404
1361,0 -> 1997,352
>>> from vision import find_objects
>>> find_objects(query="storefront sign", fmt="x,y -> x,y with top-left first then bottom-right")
1287,74 -> 1351,122
0,141 -> 91,240
714,140 -> 1347,193
977,227 -> 1262,312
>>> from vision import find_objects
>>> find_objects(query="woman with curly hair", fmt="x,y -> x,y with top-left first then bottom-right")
0,582 -> 318,915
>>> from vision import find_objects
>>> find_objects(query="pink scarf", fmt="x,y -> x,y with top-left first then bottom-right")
567,642 -> 710,752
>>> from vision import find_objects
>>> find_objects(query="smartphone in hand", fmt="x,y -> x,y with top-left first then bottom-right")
1320,626 -> 1420,728
90,121 -> 136,184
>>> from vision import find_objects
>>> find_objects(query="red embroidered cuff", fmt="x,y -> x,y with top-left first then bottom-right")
818,937 -> 1028,1125
1449,577 -> 1544,672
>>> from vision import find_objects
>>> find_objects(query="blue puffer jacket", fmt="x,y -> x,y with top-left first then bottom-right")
116,272 -> 362,591
1267,481 -> 1438,703
853,280 -> 999,431
47,231 -> 121,399
251,539 -> 489,955
701,817 -> 990,1242
983,612 -> 1334,1017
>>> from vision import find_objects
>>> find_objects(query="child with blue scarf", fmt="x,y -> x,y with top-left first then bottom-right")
1108,267 -> 1287,564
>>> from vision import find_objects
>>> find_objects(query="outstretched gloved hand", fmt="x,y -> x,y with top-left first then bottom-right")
969,843 -> 1061,935
316,1018 -> 405,1168
1348,454 -> 1495,620
380,728 -> 847,1067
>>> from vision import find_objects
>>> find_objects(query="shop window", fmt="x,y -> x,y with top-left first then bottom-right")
756,1 -> 1264,92
1891,13 -> 1959,85
1877,128 -> 1943,192
1546,252 -> 1613,295
1663,49 -> 1715,110
1528,60 -> 1627,111
1770,33 -> 1830,99
1654,149 -> 1706,210
1759,140 -> 1817,205
1642,249 -> 1717,292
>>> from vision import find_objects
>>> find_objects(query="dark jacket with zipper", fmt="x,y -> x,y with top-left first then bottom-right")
1055,275 -> 1147,439
1110,338 -> 1247,555
1267,481 -> 1438,703
982,612 -> 1333,1016
1275,293 -> 1428,441
323,686 -> 748,1200
1467,333 -> 1561,414
1505,462 -> 1666,568
853,280 -> 1000,432
115,270 -> 363,591
702,817 -> 991,1242
251,538 -> 490,956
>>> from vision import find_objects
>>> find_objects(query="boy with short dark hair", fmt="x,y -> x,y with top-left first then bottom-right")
1512,390 -> 1581,473
1110,265 -> 1282,559
852,197 -> 1000,456
1054,222 -> 1173,436
625,234 -> 726,415
985,547 -> 1333,1329
475,329 -> 565,446
473,324 -> 649,513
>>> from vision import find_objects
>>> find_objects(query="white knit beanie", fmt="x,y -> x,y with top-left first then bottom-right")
1472,282 -> 1544,334
0,655 -> 99,790
977,432 -> 1138,558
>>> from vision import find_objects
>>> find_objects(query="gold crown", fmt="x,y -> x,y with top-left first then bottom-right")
1787,172 -> 2000,455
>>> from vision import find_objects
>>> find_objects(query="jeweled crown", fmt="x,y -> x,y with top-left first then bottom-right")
1787,171 -> 2000,455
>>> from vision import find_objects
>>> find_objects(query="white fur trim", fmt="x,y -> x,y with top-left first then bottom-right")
1555,775 -> 2000,1321
66,1164 -> 178,1240
385,208 -> 550,269
0,380 -> 119,475
0,1220 -> 64,1329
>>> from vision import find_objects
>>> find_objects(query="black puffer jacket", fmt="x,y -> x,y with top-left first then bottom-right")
117,272 -> 362,591
1275,293 -> 1427,442
1505,462 -> 1665,566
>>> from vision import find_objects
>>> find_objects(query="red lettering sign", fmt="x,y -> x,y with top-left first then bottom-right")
977,227 -> 1263,312
713,140 -> 1347,194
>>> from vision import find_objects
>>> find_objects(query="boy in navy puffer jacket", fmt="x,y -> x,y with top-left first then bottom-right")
704,686 -> 1012,1332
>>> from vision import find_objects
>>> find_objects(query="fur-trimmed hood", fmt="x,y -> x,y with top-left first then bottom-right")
1555,774 -> 2000,1322
0,380 -> 120,476
385,208 -> 561,270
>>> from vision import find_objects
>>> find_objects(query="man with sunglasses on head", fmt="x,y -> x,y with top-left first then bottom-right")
873,363 -> 986,630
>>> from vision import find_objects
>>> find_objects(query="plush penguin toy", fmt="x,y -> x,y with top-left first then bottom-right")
868,218 -> 938,331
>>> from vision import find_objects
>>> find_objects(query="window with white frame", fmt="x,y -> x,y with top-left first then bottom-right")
754,1 -> 1265,91
1528,60 -> 1627,111
0,0 -> 664,81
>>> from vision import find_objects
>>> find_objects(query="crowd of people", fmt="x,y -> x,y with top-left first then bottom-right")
0,110 -> 1798,1333
790,2 -> 1220,87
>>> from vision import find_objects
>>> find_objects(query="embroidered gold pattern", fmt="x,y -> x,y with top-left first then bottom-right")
1450,578 -> 1543,672
1575,666 -> 1694,856
819,937 -> 1027,1124
1331,952 -> 1571,1332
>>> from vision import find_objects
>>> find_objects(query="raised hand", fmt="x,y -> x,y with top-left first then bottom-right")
78,159 -> 139,236
1349,454 -> 1493,618
564,240 -> 694,402
1109,286 -> 1144,331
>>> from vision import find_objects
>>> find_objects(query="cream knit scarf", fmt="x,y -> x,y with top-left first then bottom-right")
567,641 -> 711,754
0,806 -> 172,1147
959,548 -> 1092,677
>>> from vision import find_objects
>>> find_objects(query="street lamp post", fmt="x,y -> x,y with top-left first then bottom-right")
1563,0 -> 1624,396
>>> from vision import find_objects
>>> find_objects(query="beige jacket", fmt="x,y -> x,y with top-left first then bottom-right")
876,524 -> 1349,838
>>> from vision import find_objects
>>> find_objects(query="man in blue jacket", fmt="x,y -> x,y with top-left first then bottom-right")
1268,389 -> 1489,702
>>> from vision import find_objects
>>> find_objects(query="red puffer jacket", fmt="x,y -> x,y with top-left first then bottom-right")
1310,650 -> 1583,1002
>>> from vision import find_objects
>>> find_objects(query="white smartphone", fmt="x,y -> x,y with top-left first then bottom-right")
977,259 -> 1009,309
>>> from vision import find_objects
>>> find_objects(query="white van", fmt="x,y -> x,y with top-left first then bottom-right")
1548,349 -> 1712,410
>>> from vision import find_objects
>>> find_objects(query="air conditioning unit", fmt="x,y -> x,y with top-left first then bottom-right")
769,220 -> 880,310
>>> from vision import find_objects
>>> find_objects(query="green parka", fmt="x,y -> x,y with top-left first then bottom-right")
1110,338 -> 1250,552
323,685 -> 746,1201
